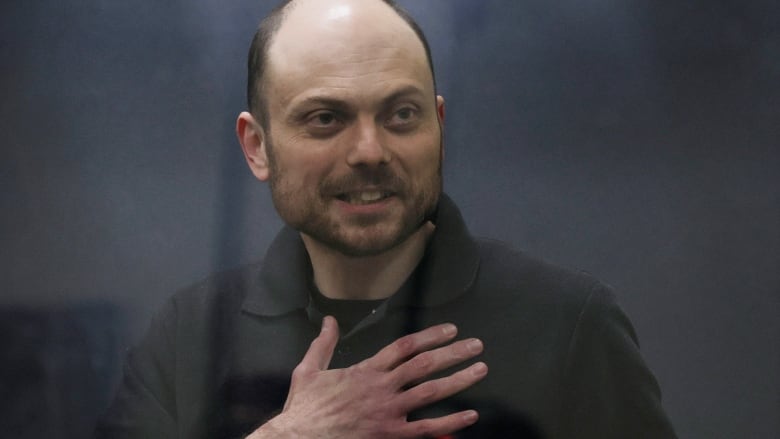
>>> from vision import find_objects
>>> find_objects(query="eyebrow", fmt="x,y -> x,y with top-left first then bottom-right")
381,85 -> 427,106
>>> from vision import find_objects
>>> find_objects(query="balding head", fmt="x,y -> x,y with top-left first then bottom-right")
246,0 -> 436,127
235,0 -> 445,258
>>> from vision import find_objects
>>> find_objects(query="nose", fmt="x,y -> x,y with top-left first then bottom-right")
345,118 -> 391,167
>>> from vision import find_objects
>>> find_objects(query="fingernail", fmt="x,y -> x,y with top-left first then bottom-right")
442,323 -> 457,336
467,339 -> 483,353
463,410 -> 478,423
471,362 -> 488,377
323,316 -> 336,329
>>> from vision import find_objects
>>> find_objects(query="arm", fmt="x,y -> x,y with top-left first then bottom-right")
247,316 -> 488,439
95,301 -> 178,439
556,283 -> 677,438
97,305 -> 486,438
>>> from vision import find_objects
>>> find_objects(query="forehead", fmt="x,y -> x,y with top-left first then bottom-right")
265,0 -> 432,108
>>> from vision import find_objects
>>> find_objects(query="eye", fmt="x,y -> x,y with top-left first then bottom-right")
396,108 -> 414,120
304,110 -> 344,137
309,111 -> 338,127
386,106 -> 420,131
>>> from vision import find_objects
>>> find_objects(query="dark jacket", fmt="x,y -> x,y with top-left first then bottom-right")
96,194 -> 677,438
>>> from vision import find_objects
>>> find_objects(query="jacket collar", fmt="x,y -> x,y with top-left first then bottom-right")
241,193 -> 480,316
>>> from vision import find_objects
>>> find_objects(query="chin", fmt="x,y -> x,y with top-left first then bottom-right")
318,221 -> 417,257
333,232 -> 408,257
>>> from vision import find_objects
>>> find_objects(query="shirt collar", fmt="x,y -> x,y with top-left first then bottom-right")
241,193 -> 480,317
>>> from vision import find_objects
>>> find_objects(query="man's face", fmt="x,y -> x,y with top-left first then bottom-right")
255,1 -> 444,257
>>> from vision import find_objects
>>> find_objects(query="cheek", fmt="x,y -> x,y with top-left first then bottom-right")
416,150 -> 441,173
404,136 -> 441,173
275,150 -> 335,188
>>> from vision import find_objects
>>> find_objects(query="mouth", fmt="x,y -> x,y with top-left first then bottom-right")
336,190 -> 394,205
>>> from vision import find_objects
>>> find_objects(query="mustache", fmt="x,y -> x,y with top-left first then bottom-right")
320,167 -> 407,195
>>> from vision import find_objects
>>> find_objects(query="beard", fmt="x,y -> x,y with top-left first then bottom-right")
265,137 -> 442,257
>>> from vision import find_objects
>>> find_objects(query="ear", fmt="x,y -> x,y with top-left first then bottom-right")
436,95 -> 445,125
236,111 -> 270,181
436,95 -> 446,159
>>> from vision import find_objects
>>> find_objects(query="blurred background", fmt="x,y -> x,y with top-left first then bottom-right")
1,0 -> 777,437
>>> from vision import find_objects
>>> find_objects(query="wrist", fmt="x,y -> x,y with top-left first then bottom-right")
245,413 -> 294,439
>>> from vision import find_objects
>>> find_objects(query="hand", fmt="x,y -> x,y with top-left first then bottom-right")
248,316 -> 488,438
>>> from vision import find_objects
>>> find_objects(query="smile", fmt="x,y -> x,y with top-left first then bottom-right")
337,190 -> 393,205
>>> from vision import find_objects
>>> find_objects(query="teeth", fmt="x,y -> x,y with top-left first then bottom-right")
360,191 -> 383,202
344,191 -> 388,205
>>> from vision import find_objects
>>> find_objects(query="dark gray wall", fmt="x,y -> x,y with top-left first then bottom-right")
2,1 -> 778,437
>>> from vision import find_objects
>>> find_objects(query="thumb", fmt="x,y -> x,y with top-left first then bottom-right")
301,315 -> 340,372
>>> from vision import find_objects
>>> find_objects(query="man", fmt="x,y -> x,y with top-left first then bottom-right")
97,0 -> 677,437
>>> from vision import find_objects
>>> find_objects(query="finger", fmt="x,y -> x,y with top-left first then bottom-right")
396,362 -> 488,413
398,409 -> 479,439
391,338 -> 484,387
421,220 -> 436,239
299,316 -> 340,372
367,323 -> 458,371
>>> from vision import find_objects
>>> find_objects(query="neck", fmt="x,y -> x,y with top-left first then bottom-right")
301,223 -> 435,300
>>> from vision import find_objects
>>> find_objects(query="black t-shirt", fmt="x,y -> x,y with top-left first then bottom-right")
309,287 -> 386,334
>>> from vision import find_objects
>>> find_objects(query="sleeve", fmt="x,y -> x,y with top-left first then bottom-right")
555,282 -> 678,438
94,299 -> 178,439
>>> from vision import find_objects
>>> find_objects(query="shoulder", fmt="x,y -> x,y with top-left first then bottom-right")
470,237 -> 642,353
473,237 -> 612,309
467,237 -> 633,350
160,261 -> 265,328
